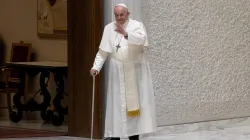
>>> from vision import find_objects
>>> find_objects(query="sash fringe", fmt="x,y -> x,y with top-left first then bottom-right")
127,109 -> 140,118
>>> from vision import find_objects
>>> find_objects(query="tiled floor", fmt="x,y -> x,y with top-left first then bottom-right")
0,119 -> 67,132
1,117 -> 250,139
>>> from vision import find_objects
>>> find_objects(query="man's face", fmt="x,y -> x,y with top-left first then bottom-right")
114,6 -> 129,25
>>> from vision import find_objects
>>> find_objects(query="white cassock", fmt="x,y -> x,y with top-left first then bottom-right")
92,18 -> 157,138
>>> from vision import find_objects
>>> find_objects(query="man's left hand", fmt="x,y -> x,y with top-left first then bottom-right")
115,23 -> 126,36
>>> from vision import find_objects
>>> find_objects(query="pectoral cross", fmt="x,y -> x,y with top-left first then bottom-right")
116,44 -> 121,52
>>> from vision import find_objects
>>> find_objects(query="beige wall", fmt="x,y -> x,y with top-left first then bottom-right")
0,0 -> 67,119
0,0 -> 67,62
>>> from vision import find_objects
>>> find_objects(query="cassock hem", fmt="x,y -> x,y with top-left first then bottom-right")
104,128 -> 157,138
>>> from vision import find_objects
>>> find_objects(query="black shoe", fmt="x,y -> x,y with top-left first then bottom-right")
129,135 -> 139,140
110,138 -> 120,140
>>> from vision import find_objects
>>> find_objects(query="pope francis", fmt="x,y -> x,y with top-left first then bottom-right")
90,3 -> 157,140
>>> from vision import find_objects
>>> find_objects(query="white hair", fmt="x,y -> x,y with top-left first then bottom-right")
115,3 -> 129,12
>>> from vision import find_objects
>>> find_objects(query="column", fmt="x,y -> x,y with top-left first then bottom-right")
67,0 -> 103,138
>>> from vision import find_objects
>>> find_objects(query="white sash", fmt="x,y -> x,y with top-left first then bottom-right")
112,45 -> 143,118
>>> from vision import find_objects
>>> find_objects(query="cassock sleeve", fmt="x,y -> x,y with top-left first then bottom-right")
91,25 -> 111,73
99,25 -> 113,53
127,22 -> 149,46
91,49 -> 109,73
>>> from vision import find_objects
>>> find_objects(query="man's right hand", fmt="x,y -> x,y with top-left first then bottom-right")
90,69 -> 98,76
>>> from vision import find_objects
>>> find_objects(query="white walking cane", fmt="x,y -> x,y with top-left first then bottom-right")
91,75 -> 95,140
91,74 -> 109,140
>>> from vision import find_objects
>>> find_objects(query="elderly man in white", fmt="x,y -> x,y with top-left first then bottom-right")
90,3 -> 157,140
